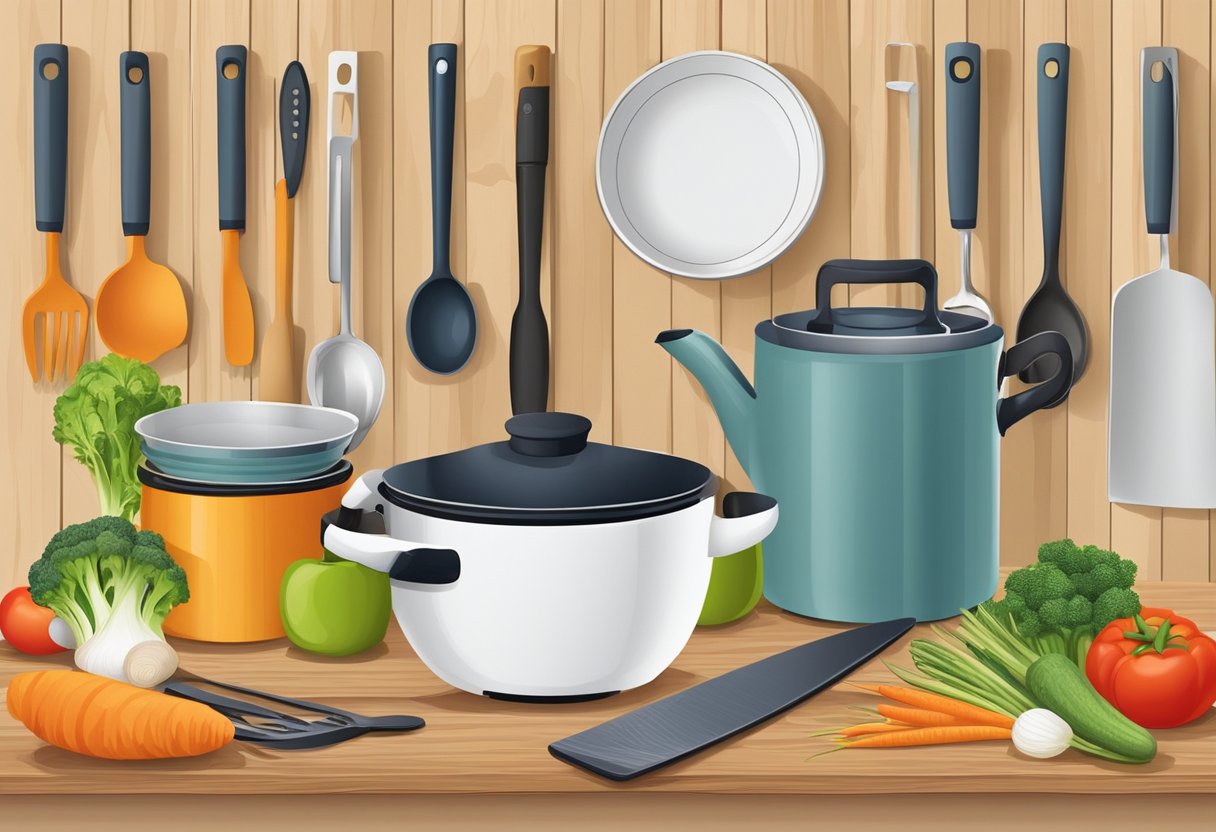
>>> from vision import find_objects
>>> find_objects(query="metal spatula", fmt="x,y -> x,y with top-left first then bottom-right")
1109,48 -> 1216,508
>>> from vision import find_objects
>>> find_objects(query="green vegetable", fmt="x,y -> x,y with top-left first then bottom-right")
1026,654 -> 1157,763
52,354 -> 181,521
987,539 -> 1141,668
28,516 -> 189,684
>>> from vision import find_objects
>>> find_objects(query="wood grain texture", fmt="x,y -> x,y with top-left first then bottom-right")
554,0 -> 612,441
970,0 -> 1028,565
1,582 -> 1215,795
664,0 -> 724,479
6,794 -> 1216,831
720,0 -> 768,494
10,0 -> 1216,601
933,0 -> 967,308
1111,0 -> 1165,580
1,0 -> 61,587
850,0 -> 934,309
463,0 -> 556,445
1065,0 -> 1113,550
59,0 -> 130,528
1164,0 -> 1213,582
249,1 -> 300,402
190,0 -> 252,409
606,0 -> 669,451
1018,0 -> 1068,560
132,0 -> 193,409
769,0 -> 851,315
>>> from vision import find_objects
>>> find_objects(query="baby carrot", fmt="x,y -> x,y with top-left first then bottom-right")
842,725 -> 1012,748
854,684 -> 1015,729
838,722 -> 915,738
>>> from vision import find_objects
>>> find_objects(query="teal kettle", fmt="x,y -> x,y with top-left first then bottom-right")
659,259 -> 1072,622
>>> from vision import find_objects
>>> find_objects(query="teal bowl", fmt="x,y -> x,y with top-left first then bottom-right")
136,401 -> 358,485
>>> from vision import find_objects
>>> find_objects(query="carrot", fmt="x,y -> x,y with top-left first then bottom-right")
842,725 -> 1012,748
876,704 -> 977,727
854,683 -> 1015,729
838,722 -> 915,738
6,670 -> 234,760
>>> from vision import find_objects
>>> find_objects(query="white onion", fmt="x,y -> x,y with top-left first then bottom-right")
1012,708 -> 1073,759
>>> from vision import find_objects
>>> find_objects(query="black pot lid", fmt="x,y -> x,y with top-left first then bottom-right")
761,258 -> 1000,356
379,413 -> 717,525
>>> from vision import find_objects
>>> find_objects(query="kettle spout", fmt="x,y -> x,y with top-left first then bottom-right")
656,329 -> 757,472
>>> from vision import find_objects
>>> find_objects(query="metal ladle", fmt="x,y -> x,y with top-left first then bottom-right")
307,53 -> 384,453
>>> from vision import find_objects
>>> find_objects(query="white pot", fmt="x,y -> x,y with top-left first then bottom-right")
323,469 -> 778,699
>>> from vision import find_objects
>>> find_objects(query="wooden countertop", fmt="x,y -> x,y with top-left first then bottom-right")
2,583 -> 1214,797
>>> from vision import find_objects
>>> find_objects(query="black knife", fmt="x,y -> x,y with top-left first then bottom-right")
549,617 -> 915,781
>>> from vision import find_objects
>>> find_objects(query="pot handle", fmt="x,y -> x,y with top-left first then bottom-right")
708,493 -> 779,558
996,331 -> 1073,435
322,470 -> 460,585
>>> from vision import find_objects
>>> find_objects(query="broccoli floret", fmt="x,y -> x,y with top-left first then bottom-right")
28,516 -> 189,682
996,539 -> 1142,669
1092,586 -> 1141,631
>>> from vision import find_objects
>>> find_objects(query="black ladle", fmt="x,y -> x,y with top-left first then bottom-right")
1016,43 -> 1088,394
407,43 -> 477,375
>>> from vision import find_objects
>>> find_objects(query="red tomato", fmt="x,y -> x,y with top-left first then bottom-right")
1086,607 -> 1216,728
0,586 -> 67,655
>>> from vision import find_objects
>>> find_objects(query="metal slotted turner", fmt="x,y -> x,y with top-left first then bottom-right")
1109,48 -> 1216,508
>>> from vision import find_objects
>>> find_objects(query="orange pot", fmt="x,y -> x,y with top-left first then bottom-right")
138,463 -> 352,642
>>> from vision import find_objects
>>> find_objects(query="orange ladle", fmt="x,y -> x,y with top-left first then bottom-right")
95,52 -> 187,363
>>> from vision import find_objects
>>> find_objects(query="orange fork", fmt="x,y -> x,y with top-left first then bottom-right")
24,44 -> 88,382
23,232 -> 89,382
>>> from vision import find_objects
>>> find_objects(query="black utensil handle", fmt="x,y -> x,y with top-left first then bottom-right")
34,44 -> 68,233
510,292 -> 550,414
429,43 -> 457,272
1038,43 -> 1069,273
119,51 -> 151,237
216,45 -> 247,230
997,331 -> 1073,435
1142,48 -> 1177,235
512,45 -> 551,415
807,259 -> 946,333
945,42 -> 980,230
280,60 -> 310,198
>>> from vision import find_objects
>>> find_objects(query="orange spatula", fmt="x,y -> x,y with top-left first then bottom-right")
22,44 -> 88,382
217,45 -> 255,367
95,52 -> 188,363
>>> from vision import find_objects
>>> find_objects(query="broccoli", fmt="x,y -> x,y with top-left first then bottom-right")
52,354 -> 181,521
987,539 -> 1140,669
29,516 -> 189,683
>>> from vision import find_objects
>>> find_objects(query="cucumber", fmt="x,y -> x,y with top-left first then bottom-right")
1025,652 -> 1157,763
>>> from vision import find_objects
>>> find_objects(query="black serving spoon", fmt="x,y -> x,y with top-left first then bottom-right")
1016,43 -> 1088,395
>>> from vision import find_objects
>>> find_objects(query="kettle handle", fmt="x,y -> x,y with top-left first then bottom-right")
807,259 -> 947,334
996,331 -> 1073,435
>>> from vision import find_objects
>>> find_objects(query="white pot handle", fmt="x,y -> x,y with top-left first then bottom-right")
323,470 -> 461,584
707,493 -> 779,558
342,468 -> 387,511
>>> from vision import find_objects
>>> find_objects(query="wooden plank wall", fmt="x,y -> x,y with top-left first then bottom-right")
2,0 -> 1215,588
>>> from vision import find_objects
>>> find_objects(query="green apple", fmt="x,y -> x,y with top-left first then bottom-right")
698,543 -> 763,626
280,553 -> 391,656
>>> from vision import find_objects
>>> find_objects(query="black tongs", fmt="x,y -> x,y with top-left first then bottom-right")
162,676 -> 424,749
